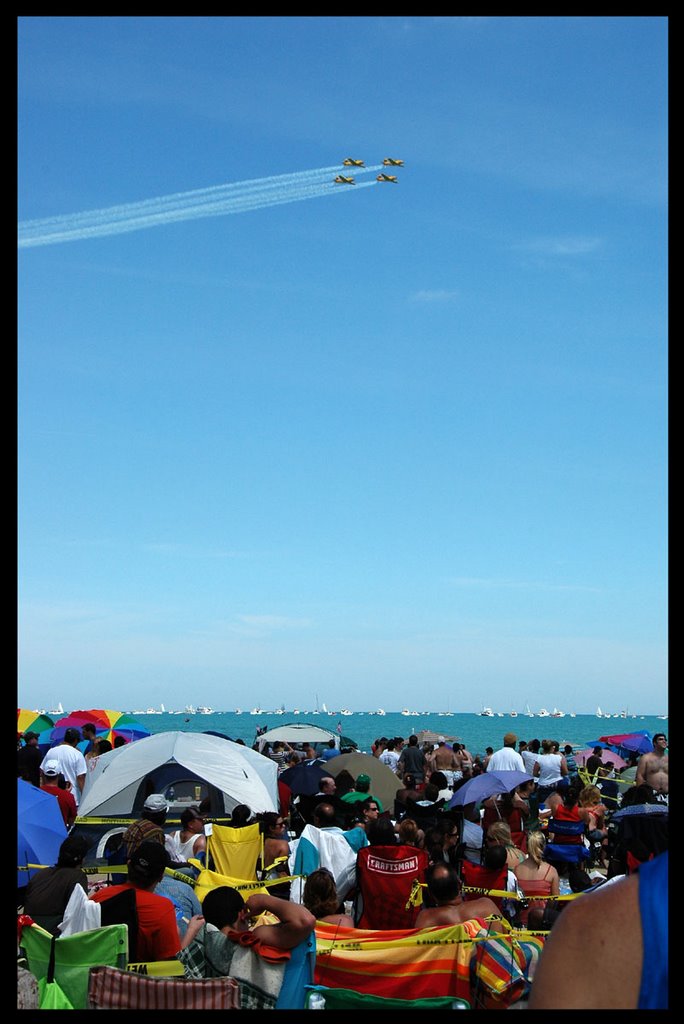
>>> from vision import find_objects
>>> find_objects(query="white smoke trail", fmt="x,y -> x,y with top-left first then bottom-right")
18,165 -> 382,249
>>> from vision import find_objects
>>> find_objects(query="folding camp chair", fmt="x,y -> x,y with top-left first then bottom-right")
19,921 -> 129,1010
87,966 -> 240,1009
460,861 -> 508,911
544,818 -> 590,868
205,822 -> 264,881
355,844 -> 429,929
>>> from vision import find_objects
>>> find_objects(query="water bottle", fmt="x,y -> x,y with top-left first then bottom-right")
308,993 -> 326,1009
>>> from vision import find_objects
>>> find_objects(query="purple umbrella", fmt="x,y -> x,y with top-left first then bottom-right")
449,770 -> 534,809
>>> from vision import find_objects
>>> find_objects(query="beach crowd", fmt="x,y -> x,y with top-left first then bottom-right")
17,723 -> 668,1009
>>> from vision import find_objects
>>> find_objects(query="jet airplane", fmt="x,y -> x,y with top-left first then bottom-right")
383,158 -> 404,166
343,158 -> 365,167
334,175 -> 356,185
376,173 -> 398,183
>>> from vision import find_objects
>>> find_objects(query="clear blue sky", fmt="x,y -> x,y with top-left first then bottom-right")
18,16 -> 668,715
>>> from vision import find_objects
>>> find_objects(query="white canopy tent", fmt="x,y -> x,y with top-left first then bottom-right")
254,722 -> 343,754
78,731 -> 278,817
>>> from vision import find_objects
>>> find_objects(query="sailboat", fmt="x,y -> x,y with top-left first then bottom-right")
49,701 -> 64,716
596,706 -> 604,718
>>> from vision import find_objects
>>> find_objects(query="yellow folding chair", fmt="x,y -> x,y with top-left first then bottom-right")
205,822 -> 264,881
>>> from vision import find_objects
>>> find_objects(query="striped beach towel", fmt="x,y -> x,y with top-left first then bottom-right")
314,920 -> 485,1002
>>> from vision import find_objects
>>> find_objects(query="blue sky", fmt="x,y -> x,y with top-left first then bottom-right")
18,16 -> 668,714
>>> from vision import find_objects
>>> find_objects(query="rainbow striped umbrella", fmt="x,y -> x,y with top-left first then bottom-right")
17,709 -> 55,751
48,709 -> 149,750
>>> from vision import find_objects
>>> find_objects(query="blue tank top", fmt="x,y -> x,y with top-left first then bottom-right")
637,850 -> 668,1009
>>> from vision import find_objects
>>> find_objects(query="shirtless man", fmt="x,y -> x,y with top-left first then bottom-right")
635,733 -> 668,803
415,862 -> 505,932
431,741 -> 461,788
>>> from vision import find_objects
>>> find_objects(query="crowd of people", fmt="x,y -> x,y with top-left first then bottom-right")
18,723 -> 668,1008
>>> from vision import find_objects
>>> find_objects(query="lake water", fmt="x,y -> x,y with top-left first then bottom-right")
129,710 -> 667,758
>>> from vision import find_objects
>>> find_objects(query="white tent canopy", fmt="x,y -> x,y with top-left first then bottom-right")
78,731 -> 278,817
255,722 -> 342,753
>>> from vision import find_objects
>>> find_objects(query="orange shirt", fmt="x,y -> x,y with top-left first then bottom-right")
91,883 -> 180,961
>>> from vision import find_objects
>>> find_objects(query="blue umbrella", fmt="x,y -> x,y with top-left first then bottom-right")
17,779 -> 68,888
448,770 -> 534,809
280,761 -> 332,796
611,803 -> 668,820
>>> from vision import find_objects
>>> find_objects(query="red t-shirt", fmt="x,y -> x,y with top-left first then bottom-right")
41,784 -> 77,826
90,883 -> 180,961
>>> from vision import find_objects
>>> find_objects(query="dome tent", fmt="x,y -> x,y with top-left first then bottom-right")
78,731 -> 278,818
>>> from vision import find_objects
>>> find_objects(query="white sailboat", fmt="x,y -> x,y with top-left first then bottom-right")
49,701 -> 64,716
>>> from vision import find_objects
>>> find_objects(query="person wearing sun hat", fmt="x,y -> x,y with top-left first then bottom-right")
486,732 -> 526,773
339,773 -> 385,812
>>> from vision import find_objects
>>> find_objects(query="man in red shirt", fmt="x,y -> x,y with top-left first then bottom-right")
90,842 -> 180,962
40,759 -> 77,826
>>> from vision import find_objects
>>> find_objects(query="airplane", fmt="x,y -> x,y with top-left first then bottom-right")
383,158 -> 404,166
376,173 -> 398,183
334,175 -> 355,185
343,158 -> 365,167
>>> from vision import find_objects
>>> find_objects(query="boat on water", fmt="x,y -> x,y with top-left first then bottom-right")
184,705 -> 196,715
133,704 -> 165,715
525,704 -> 535,718
480,707 -> 495,717
551,708 -> 565,718
49,702 -> 64,716
376,709 -> 386,716
537,708 -> 550,717
339,708 -> 353,716
196,706 -> 213,715
509,710 -> 518,717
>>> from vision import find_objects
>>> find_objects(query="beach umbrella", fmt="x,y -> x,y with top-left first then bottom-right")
280,761 -> 332,796
611,803 -> 668,820
415,730 -> 460,747
94,711 -> 151,746
47,709 -> 111,748
48,709 -> 149,749
17,779 -> 67,888
584,731 -> 653,759
574,747 -> 627,770
325,752 -> 402,810
17,710 -> 55,751
448,770 -> 534,809
598,731 -> 653,756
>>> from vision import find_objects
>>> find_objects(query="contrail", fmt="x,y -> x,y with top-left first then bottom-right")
18,165 -> 382,249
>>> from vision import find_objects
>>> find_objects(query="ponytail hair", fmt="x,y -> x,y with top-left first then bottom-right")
527,830 -> 546,866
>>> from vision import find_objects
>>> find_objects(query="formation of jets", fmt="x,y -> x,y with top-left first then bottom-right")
334,158 -> 404,185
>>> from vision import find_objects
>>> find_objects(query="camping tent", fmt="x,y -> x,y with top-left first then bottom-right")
255,722 -> 345,754
78,731 -> 278,818
326,752 -> 402,810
